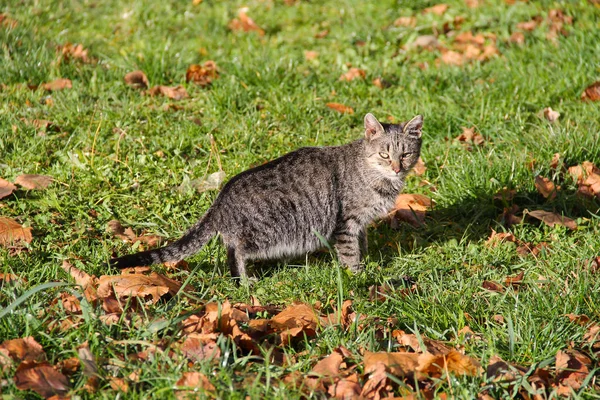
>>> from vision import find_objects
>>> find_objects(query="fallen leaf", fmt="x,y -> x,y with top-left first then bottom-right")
228,8 -> 265,36
517,18 -> 541,31
270,303 -> 319,345
180,334 -> 221,362
304,50 -> 319,60
305,351 -> 344,389
14,174 -> 53,190
393,330 -> 452,355
543,107 -> 560,122
315,29 -> 329,39
492,314 -> 505,324
124,70 -> 149,90
0,13 -> 18,28
327,374 -> 362,399
423,4 -> 449,15
455,127 -> 485,146
555,350 -> 591,390
59,43 -> 90,63
363,351 -> 420,377
482,281 -> 504,293
411,35 -> 439,49
509,31 -> 525,44
0,178 -> 16,199
392,193 -> 432,227
465,0 -> 483,8
393,16 -> 416,27
339,68 -> 366,81
527,210 -> 577,230
42,78 -> 72,91
97,271 -> 185,303
186,61 -> 218,87
564,314 -> 590,326
0,337 -> 45,362
147,85 -> 189,100
109,377 -> 129,392
411,157 -> 427,176
417,350 -> 481,377
486,229 -> 518,247
493,187 -> 516,202
176,371 -> 215,396
550,153 -> 561,170
504,271 -> 524,287
0,273 -> 20,284
439,50 -> 464,66
21,119 -> 61,133
581,81 -> 600,101
535,176 -> 557,200
107,220 -> 163,248
360,361 -> 390,399
0,217 -> 32,247
326,103 -> 354,114
14,361 -> 70,399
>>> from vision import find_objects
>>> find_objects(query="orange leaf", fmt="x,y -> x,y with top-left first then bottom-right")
509,32 -> 525,45
581,81 -> 600,101
440,50 -> 465,66
304,50 -> 319,60
14,361 -> 70,399
147,85 -> 189,100
228,8 -> 264,36
482,280 -> 504,293
543,107 -> 560,122
15,174 -> 53,190
527,210 -> 577,230
270,303 -> 319,345
534,176 -> 557,200
455,127 -> 485,145
0,217 -> 32,246
97,272 -> 184,303
326,102 -> 354,114
176,371 -> 215,396
423,4 -> 449,15
555,350 -> 591,390
59,43 -> 91,63
180,334 -> 221,362
486,229 -> 518,247
393,16 -> 416,27
417,350 -> 481,377
0,178 -> 16,199
186,61 -> 218,87
363,351 -> 420,377
124,70 -> 149,90
0,337 -> 45,362
42,78 -> 72,91
339,68 -> 366,81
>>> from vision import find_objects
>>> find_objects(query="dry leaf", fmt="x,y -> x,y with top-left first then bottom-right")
411,35 -> 439,49
0,337 -> 45,362
305,351 -> 344,389
270,303 -> 319,345
493,187 -> 516,202
0,13 -> 18,28
363,351 -> 420,377
527,210 -> 577,230
465,0 -> 483,8
176,371 -> 215,396
517,18 -> 540,31
107,220 -> 163,248
440,50 -> 464,66
97,272 -> 184,303
504,271 -> 524,287
147,85 -> 189,100
418,350 -> 481,377
180,334 -> 221,362
423,4 -> 449,15
0,217 -> 32,246
109,377 -> 129,392
21,119 -> 61,133
412,157 -> 427,176
565,314 -> 590,326
59,43 -> 90,63
535,176 -> 557,200
392,193 -> 432,227
339,68 -> 366,81
124,70 -> 149,89
455,127 -> 485,146
42,78 -> 72,91
543,107 -> 560,122
304,50 -> 319,60
581,81 -> 600,101
186,61 -> 218,86
486,230 -> 518,247
509,31 -> 525,44
0,178 -> 16,199
326,103 -> 354,114
15,174 -> 53,190
394,16 -> 416,27
482,281 -> 504,293
393,331 -> 452,355
228,8 -> 265,36
14,361 -> 70,399
555,350 -> 591,390
492,314 -> 505,324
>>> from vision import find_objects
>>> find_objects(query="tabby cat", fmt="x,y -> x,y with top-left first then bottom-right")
110,113 -> 423,280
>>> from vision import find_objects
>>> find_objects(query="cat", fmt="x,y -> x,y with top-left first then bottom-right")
109,113 -> 423,281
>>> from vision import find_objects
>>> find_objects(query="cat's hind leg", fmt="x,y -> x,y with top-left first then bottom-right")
227,246 -> 248,281
333,228 -> 363,274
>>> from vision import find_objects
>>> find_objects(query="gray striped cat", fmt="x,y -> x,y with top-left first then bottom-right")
110,113 -> 423,281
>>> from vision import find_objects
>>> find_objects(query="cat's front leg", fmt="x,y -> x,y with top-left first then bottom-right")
333,228 -> 363,273
358,228 -> 368,259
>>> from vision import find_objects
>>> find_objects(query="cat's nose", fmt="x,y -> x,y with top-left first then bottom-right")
391,162 -> 401,174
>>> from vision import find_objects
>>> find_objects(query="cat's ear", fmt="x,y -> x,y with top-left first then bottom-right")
364,113 -> 384,140
403,115 -> 423,138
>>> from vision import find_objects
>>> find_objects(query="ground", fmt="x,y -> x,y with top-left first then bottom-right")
1,0 -> 599,398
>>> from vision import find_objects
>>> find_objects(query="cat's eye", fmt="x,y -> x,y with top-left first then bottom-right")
379,152 -> 390,159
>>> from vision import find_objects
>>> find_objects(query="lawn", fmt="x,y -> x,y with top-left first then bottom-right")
1,0 -> 600,398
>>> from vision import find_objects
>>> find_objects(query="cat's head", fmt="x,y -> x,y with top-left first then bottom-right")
363,113 -> 423,179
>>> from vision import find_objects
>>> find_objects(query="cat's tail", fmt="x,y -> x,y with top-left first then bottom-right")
108,216 -> 216,269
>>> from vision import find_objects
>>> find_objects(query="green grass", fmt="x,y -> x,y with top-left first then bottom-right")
1,0 -> 600,398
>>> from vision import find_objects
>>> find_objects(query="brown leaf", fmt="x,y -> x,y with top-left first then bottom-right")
392,194 -> 432,227
15,174 -> 53,190
328,375 -> 362,399
360,361 -> 390,399
97,271 -> 184,303
21,119 -> 61,133
176,371 -> 215,397
59,43 -> 90,63
305,351 -> 344,389
315,29 -> 329,39
493,187 -> 516,202
581,81 -> 600,102
455,127 -> 485,145
0,217 -> 32,247
465,0 -> 483,8
186,61 -> 218,87
439,50 -> 465,66
108,377 -> 129,392
0,13 -> 18,28
535,176 -> 557,200
482,281 -> 504,293
517,18 -> 541,31
147,85 -> 189,100
0,272 -> 20,284
564,314 -> 590,326
270,303 -> 319,345
0,337 -> 45,362
228,8 -> 265,36
543,107 -> 560,122
527,210 -> 577,230
304,50 -> 319,61
14,361 -> 70,399
42,78 -> 72,92
486,229 -> 518,247
363,351 -> 420,377
411,35 -> 439,49
411,157 -> 427,176
555,350 -> 591,390
509,31 -> 525,44
124,70 -> 149,90
549,153 -> 561,170
393,16 -> 416,27
0,178 -> 16,199
417,350 -> 481,377
504,271 -> 524,287
339,68 -> 366,82
180,334 -> 221,362
568,161 -> 600,183
393,331 -> 452,355
326,103 -> 354,114
423,4 -> 449,15
492,314 -> 505,324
